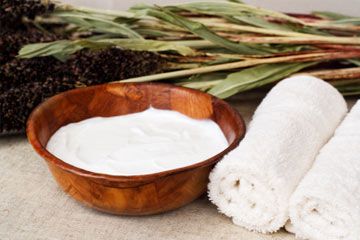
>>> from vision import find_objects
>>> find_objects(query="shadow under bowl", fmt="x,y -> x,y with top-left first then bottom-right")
27,82 -> 245,215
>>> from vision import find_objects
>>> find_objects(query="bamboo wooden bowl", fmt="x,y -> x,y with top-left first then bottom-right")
27,83 -> 245,215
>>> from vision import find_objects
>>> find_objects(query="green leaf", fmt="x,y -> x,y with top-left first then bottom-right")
349,59 -> 360,66
113,17 -> 139,24
227,0 -> 244,3
96,39 -> 196,56
177,2 -> 330,35
178,79 -> 224,91
333,18 -> 360,25
177,2 -> 303,24
58,5 -> 136,19
18,40 -> 113,59
52,11 -> 142,39
145,7 -> 270,55
268,44 -> 313,52
342,90 -> 360,96
134,28 -> 174,37
226,15 -> 295,31
129,3 -> 153,12
18,38 -> 196,59
18,40 -> 84,59
312,11 -> 355,20
208,62 -> 316,98
86,33 -> 121,40
174,72 -> 228,91
174,72 -> 229,83
312,12 -> 360,26
330,78 -> 360,87
336,82 -> 360,96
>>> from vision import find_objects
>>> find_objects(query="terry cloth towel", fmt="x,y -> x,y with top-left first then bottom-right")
288,100 -> 360,240
208,75 -> 347,233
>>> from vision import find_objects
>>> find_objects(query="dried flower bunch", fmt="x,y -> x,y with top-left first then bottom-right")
0,0 -> 54,28
0,0 -> 60,133
19,0 -> 360,98
71,48 -> 165,83
0,1 -> 165,133
1,48 -> 164,133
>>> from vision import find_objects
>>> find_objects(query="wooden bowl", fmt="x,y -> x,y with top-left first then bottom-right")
27,83 -> 245,215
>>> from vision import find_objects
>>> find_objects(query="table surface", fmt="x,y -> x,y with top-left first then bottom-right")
0,91 -> 357,240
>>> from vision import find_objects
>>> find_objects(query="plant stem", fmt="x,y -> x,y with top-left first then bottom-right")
169,36 -> 360,46
208,23 -> 360,44
297,67 -> 360,80
117,51 -> 360,83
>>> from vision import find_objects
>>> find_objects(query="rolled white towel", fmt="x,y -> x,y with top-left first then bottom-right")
288,101 -> 360,240
208,75 -> 347,233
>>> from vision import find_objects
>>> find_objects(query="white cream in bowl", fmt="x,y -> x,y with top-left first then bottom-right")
46,107 -> 228,176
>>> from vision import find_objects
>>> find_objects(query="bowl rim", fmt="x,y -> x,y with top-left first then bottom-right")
26,82 -> 245,184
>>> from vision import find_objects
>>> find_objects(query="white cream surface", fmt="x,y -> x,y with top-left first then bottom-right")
46,107 -> 228,176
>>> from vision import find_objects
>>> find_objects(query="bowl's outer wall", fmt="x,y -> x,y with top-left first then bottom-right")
27,83 -> 245,215
48,161 -> 212,215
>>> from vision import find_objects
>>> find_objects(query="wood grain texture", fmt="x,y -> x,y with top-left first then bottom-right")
26,83 -> 245,215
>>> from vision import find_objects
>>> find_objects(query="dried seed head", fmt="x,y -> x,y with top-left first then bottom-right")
0,82 -> 43,133
0,0 -> 55,29
0,56 -> 66,91
70,47 -> 166,84
0,77 -> 77,134
0,26 -> 60,64
0,48 -> 166,133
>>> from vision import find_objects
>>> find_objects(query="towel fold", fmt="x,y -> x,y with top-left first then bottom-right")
208,75 -> 347,233
288,101 -> 360,240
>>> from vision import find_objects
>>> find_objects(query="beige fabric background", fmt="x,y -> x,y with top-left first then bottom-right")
0,90 -> 357,240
